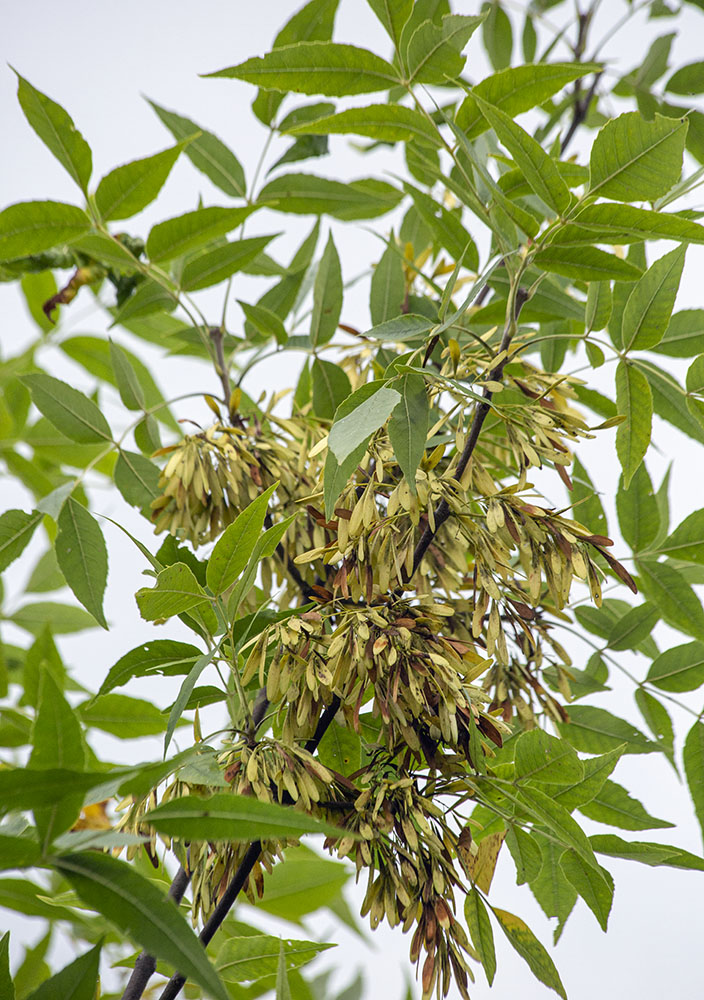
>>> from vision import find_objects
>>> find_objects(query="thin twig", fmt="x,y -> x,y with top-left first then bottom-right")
410,285 -> 530,578
210,327 -> 231,408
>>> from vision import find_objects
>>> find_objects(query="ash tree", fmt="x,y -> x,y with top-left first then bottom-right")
2,1 -> 704,998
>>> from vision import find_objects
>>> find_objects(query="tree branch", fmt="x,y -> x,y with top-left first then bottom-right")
155,697 -> 342,1000
409,285 -> 530,579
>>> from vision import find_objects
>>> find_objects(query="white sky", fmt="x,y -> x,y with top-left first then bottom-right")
2,2 -> 704,999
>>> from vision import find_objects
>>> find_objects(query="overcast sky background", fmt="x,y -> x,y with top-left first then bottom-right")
3,2 -> 704,998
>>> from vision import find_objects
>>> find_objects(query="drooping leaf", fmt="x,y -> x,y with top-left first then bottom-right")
78,693 -> 171,739
635,688 -> 676,767
492,907 -> 567,999
370,238 -> 406,327
366,0 -> 413,48
615,361 -> 652,487
527,835 -> 577,941
0,509 -> 43,572
683,721 -> 704,845
95,143 -> 186,221
286,104 -> 440,145
53,852 -> 229,1000
114,450 -> 160,509
207,43 -> 399,97
238,300 -> 288,345
163,648 -> 218,757
215,933 -> 334,984
559,850 -> 613,931
387,373 -> 428,494
636,557 -> 704,641
622,245 -> 686,350
464,888 -> 496,985
98,640 -> 202,697
135,562 -> 209,622
311,358 -> 351,420
21,374 -> 112,444
482,1 -> 512,71
589,834 -> 704,871
310,232 -> 342,347
55,499 -> 108,629
585,282 -> 613,333
148,100 -> 247,197
15,74 -> 92,192
589,112 -> 687,201
505,825 -> 543,886
616,463 -> 660,552
579,780 -> 673,831
512,785 -> 600,869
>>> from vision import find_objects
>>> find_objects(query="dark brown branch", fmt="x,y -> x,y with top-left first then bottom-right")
120,865 -> 191,1000
410,287 -> 530,579
156,696 -> 342,1000
560,71 -> 603,156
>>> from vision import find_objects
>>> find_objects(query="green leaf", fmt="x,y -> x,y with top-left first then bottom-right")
482,1 -> 512,70
505,825 -> 543,885
216,933 -> 334,984
402,182 -> 478,267
148,100 -> 246,197
15,74 -> 92,192
616,463 -> 659,552
571,458 -> 607,536
328,386 -> 400,464
364,315 -> 434,343
114,450 -> 160,509
639,359 -> 704,444
207,484 -> 276,595
405,14 -> 484,85
622,245 -> 686,350
95,143 -> 186,221
387,373 -> 428,495
0,768 -> 111,817
180,236 -> 276,292
146,206 -> 254,262
579,779 -> 673,831
163,648 -> 218,756
53,852 -> 229,1000
256,848 -> 349,922
464,888 -> 496,985
589,112 -> 687,201
492,907 -> 566,999
527,835 -> 576,940
653,309 -> 704,357
589,834 -> 704,870
311,359 -> 351,420
473,94 -> 570,214
647,640 -> 704,691
135,562 -> 208,622
636,557 -> 704,641
514,729 -> 583,785
557,705 -> 656,755
684,721 -> 704,845
10,602 -> 97,636
0,933 -> 12,1000
98,640 -> 201,697
666,59 -> 704,95
534,246 -> 643,282
26,942 -> 101,1000
310,232 -> 342,347
559,851 -> 613,931
316,721 -> 362,776
323,382 -> 382,516
457,63 -> 602,139
144,792 -> 345,841
238,300 -> 288,345
635,688 -> 676,767
276,940 -> 292,1000
208,42 -> 399,96
366,0 -> 412,47
226,516 -> 297,616
55,499 -> 108,630
370,238 -> 405,326
607,602 -> 659,651
29,668 -> 86,850
585,282 -> 613,333
21,374 -> 112,444
658,509 -> 704,563
513,785 -> 599,869
551,203 -> 704,246
0,509 -> 43,572
108,340 -> 145,410
0,201 -> 91,261
258,174 -> 402,220
615,361 -> 652,487
79,693 -> 169,739
287,104 -> 439,145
